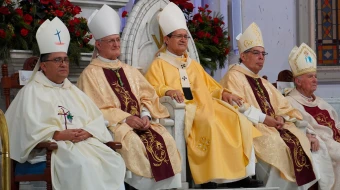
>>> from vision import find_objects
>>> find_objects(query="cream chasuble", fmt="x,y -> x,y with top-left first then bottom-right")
77,58 -> 181,189
287,88 -> 339,190
5,71 -> 126,190
220,65 -> 319,186
145,53 -> 261,184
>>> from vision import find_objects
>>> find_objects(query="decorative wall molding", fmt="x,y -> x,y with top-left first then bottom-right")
70,0 -> 129,9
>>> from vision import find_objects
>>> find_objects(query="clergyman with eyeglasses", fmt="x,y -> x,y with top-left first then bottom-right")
77,4 -> 182,190
220,22 -> 320,190
144,3 -> 263,189
5,17 -> 126,190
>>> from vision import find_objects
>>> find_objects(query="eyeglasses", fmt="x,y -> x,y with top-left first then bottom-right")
245,50 -> 268,56
169,34 -> 191,40
100,38 -> 121,45
44,57 -> 70,65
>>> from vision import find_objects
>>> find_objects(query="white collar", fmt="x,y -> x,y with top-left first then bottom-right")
166,49 -> 184,58
239,63 -> 257,75
98,56 -> 119,63
48,79 -> 64,87
296,89 -> 314,102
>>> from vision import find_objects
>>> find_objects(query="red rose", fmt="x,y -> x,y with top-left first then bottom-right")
122,11 -> 128,18
0,29 -> 6,39
75,31 -> 81,37
183,2 -> 194,12
225,48 -> 230,55
198,7 -> 204,12
207,10 -> 212,14
215,27 -> 223,37
15,8 -> 23,17
20,28 -> 29,37
0,6 -> 10,15
205,4 -> 209,8
213,17 -> 219,24
193,13 -> 203,23
83,38 -> 90,44
205,32 -> 211,38
40,0 -> 49,4
72,6 -> 81,15
196,31 -> 205,39
55,10 -> 64,17
23,14 -> 33,24
212,36 -> 219,44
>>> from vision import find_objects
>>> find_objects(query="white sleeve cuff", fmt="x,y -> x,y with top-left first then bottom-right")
140,107 -> 151,120
242,105 -> 266,124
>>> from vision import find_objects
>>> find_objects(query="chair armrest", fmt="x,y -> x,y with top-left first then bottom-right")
160,96 -> 185,109
34,142 -> 58,150
105,142 -> 122,150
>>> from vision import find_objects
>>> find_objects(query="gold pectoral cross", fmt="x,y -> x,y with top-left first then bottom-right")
111,68 -> 124,87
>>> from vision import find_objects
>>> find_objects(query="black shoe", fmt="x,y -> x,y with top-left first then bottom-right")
225,177 -> 264,188
200,182 -> 218,189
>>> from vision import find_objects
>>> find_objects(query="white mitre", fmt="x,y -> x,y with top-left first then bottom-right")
88,4 -> 120,40
36,17 -> 70,54
236,22 -> 264,53
288,43 -> 316,77
158,2 -> 188,36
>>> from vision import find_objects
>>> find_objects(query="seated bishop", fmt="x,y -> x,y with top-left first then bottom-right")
144,2 -> 263,188
286,43 -> 338,190
220,23 -> 321,190
77,5 -> 182,190
5,17 -> 126,190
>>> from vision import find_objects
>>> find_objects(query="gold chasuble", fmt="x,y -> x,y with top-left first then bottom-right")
145,53 -> 261,184
77,58 -> 181,180
221,65 -> 316,185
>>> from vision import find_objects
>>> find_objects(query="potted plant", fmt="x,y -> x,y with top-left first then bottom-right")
0,0 -> 93,66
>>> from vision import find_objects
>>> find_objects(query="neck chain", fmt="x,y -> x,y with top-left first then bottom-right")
111,68 -> 124,87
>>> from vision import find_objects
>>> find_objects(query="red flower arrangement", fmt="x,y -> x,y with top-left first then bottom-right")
0,0 -> 93,65
122,10 -> 128,18
170,0 -> 230,75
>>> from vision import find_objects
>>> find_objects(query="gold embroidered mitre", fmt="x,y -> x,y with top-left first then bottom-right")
236,22 -> 264,53
288,43 -> 316,77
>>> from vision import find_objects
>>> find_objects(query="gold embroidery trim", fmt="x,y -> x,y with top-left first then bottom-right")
111,81 -> 139,116
280,130 -> 310,172
140,130 -> 170,167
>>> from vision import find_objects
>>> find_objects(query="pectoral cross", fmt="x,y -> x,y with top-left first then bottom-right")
58,106 -> 72,129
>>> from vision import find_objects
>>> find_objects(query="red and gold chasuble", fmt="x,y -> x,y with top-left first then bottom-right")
303,105 -> 340,143
103,68 -> 175,181
246,76 -> 316,186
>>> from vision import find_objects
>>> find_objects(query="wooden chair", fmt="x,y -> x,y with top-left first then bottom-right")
1,58 -> 122,190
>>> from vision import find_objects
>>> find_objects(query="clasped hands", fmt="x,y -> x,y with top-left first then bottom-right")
53,129 -> 92,143
126,115 -> 151,131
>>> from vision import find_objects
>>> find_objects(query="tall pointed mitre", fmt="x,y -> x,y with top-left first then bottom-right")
30,17 -> 70,82
36,17 -> 70,54
158,2 -> 188,36
236,22 -> 264,53
288,43 -> 316,77
87,4 -> 120,40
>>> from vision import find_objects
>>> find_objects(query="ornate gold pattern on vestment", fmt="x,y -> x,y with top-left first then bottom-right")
139,130 -> 170,167
280,130 -> 310,172
111,81 -> 139,116
315,113 -> 340,142
197,137 -> 210,152
254,79 -> 274,117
